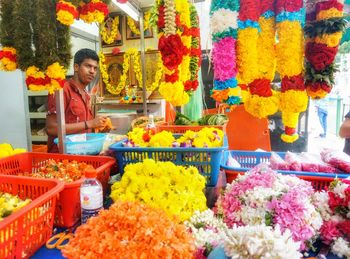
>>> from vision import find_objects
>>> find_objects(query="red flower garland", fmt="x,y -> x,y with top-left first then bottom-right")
275,0 -> 303,13
158,34 -> 188,71
25,76 -> 51,87
79,1 -> 108,17
249,79 -> 273,97
239,0 -> 260,21
305,42 -> 338,71
281,75 -> 305,92
56,1 -> 79,18
0,50 -> 16,62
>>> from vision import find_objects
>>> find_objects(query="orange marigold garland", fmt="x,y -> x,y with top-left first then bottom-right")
0,47 -> 17,71
304,0 -> 345,99
79,0 -> 109,24
275,0 -> 307,143
56,0 -> 79,26
62,201 -> 196,258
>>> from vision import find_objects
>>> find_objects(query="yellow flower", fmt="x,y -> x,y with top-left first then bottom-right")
244,91 -> 280,119
175,0 -> 191,28
279,89 -> 308,113
282,112 -> 300,128
313,32 -> 342,48
159,81 -> 189,106
237,28 -> 259,85
149,131 -> 175,147
306,88 -> 329,99
281,133 -> 299,143
57,10 -> 75,26
276,21 -> 304,78
257,17 -> 276,81
2,47 -> 16,55
46,62 -> 66,80
126,11 -> 151,35
317,8 -> 343,20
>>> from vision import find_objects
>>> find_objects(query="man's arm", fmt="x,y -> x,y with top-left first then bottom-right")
339,118 -> 350,138
46,114 -> 107,136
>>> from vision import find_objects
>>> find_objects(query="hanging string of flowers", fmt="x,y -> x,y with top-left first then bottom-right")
210,0 -> 241,107
0,0 -> 17,71
157,0 -> 190,106
46,62 -> 67,94
126,11 -> 151,35
184,4 -> 201,93
275,0 -> 308,143
304,0 -> 345,99
0,47 -> 17,71
79,0 -> 109,24
56,0 -> 79,26
236,0 -> 260,104
244,0 -> 279,119
100,16 -> 120,44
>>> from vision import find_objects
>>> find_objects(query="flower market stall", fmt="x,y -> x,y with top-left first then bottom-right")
0,0 -> 350,258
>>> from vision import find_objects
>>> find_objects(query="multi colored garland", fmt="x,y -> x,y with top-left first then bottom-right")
0,47 -> 17,71
25,63 -> 66,93
79,0 -> 109,24
56,0 -> 79,26
236,0 -> 259,104
184,3 -> 201,92
276,0 -> 308,143
157,0 -> 190,106
304,0 -> 345,99
210,0 -> 241,107
100,16 -> 120,44
244,0 -> 279,119
126,11 -> 151,35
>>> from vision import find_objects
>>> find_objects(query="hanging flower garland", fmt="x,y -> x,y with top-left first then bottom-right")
79,0 -> 109,24
210,0 -> 241,106
98,51 -> 114,93
100,16 -> 120,44
126,11 -> 151,35
25,63 -> 66,93
304,0 -> 345,99
276,0 -> 308,143
145,53 -> 164,92
56,0 -> 79,26
244,0 -> 279,119
157,0 -> 190,106
0,47 -> 17,71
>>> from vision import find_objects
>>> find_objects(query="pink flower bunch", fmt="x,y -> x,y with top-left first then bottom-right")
316,179 -> 350,255
215,164 -> 322,251
212,37 -> 237,81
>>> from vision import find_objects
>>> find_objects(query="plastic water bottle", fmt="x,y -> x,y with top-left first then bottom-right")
80,167 -> 103,224
146,114 -> 157,134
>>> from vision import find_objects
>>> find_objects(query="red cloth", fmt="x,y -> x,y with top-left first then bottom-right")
46,79 -> 93,153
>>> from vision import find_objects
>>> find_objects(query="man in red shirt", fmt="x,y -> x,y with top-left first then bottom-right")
46,48 -> 107,153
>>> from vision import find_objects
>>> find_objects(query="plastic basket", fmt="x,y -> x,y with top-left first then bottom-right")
109,136 -> 228,186
221,150 -> 349,190
0,152 -> 115,228
54,133 -> 106,155
0,175 -> 64,259
157,123 -> 227,134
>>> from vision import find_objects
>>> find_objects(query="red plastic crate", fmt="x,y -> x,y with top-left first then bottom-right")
0,152 -> 115,228
225,169 -> 334,191
157,122 -> 227,134
0,175 -> 64,259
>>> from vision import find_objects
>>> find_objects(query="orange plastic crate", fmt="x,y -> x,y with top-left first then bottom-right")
157,122 -> 227,134
0,152 -> 115,228
0,175 -> 64,259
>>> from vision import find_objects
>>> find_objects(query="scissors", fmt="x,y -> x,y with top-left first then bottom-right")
46,229 -> 74,250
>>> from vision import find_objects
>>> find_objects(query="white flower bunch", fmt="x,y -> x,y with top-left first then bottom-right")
210,8 -> 238,34
223,225 -> 302,259
332,237 -> 350,258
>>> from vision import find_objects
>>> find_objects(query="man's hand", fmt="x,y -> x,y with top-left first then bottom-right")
88,116 -> 107,129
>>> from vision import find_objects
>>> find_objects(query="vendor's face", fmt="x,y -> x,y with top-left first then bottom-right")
75,58 -> 98,85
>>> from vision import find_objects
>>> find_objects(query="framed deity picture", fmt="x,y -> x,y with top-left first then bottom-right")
101,13 -> 123,47
125,16 -> 153,40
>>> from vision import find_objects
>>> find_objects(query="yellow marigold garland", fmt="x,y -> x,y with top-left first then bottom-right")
56,0 -> 78,26
126,11 -> 151,35
100,16 -> 120,44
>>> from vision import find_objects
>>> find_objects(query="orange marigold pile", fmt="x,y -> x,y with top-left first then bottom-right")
62,200 -> 196,258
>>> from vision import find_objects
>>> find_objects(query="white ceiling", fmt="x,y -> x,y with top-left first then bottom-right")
109,0 -> 155,12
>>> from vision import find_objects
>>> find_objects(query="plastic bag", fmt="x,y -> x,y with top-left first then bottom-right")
321,149 -> 350,173
270,152 -> 289,170
285,152 -> 302,171
226,153 -> 241,168
100,134 -> 127,155
301,153 -> 337,173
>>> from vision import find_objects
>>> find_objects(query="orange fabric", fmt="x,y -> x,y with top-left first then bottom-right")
204,105 -> 271,151
165,102 -> 176,123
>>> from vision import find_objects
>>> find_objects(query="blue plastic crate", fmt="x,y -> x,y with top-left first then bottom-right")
221,150 -> 350,179
109,136 -> 228,186
54,133 -> 106,155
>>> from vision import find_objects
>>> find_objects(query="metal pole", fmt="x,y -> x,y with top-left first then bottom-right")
336,95 -> 342,137
139,11 -> 148,116
56,89 -> 66,153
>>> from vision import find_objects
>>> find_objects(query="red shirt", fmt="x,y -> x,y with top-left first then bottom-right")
46,79 -> 93,153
